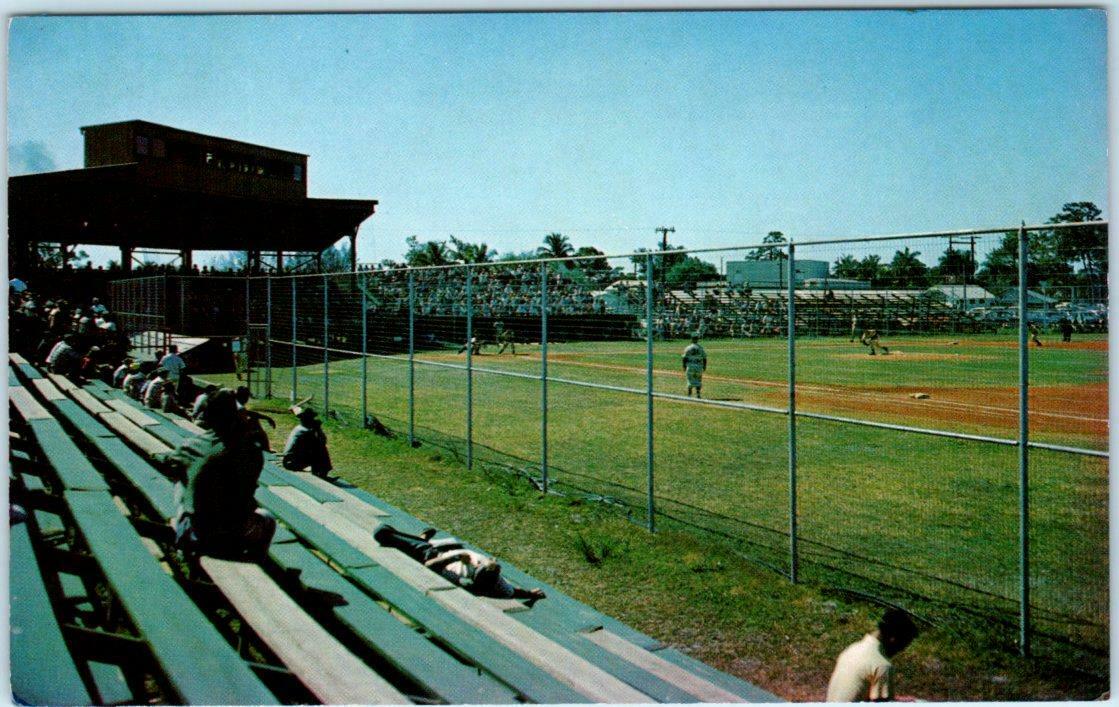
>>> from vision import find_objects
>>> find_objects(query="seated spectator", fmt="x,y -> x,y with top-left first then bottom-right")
282,406 -> 333,478
826,609 -> 919,702
373,524 -> 546,602
142,369 -> 169,409
45,336 -> 81,376
167,389 -> 275,560
192,384 -> 220,421
123,364 -> 146,400
234,386 -> 275,451
79,345 -> 109,381
112,358 -> 133,388
159,345 -> 187,384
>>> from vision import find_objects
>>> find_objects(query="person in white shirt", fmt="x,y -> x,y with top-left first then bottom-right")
826,609 -> 918,702
159,345 -> 187,383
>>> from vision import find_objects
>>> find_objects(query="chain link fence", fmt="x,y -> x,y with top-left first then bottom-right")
110,221 -> 1108,666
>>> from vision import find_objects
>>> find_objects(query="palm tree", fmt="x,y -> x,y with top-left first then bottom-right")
888,247 -> 928,288
537,233 -> 574,259
833,254 -> 860,279
449,236 -> 496,264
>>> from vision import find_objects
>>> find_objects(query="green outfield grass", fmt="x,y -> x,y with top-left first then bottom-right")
218,331 -> 1108,660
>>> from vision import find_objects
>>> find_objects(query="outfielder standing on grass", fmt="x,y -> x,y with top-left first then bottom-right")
682,334 -> 707,398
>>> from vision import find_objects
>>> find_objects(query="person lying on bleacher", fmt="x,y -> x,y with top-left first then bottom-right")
167,389 -> 275,561
282,406 -> 333,478
373,524 -> 546,604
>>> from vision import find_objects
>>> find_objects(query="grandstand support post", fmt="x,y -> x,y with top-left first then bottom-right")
540,262 -> 549,493
323,274 -> 330,416
787,242 -> 799,584
645,252 -> 656,533
466,266 -> 474,469
1017,223 -> 1031,657
244,277 -> 251,393
179,278 -> 186,333
291,278 -> 298,403
361,278 -> 368,427
266,277 -> 273,399
408,271 -> 415,447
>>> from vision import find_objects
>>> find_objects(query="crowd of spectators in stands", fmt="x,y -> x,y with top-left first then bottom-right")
359,264 -> 601,317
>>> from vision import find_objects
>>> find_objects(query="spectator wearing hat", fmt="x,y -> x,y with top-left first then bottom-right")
282,406 -> 333,478
826,609 -> 919,702
112,358 -> 133,388
168,389 -> 275,560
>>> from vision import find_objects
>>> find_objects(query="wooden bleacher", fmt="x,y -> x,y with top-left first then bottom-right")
8,356 -> 780,704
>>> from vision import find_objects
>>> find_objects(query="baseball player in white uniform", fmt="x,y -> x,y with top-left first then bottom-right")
682,335 -> 708,398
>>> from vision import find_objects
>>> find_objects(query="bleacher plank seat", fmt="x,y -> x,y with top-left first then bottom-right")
583,628 -> 748,702
64,490 -> 276,704
21,418 -> 109,491
265,485 -> 651,703
10,521 -> 91,706
201,557 -> 412,705
97,412 -> 174,457
172,417 -> 206,435
268,541 -> 519,705
31,377 -> 68,401
105,399 -> 160,427
9,352 -> 29,365
73,389 -> 113,416
48,372 -> 78,392
260,465 -> 345,503
10,386 -> 52,420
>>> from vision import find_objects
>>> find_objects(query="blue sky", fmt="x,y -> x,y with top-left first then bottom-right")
6,10 -> 1110,268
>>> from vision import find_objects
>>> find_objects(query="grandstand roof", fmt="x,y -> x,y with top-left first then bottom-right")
927,284 -> 996,301
9,164 -> 376,253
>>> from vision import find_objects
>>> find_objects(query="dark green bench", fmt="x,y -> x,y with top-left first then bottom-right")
347,564 -> 589,704
268,541 -> 520,705
23,419 -> 110,492
63,490 -> 276,705
10,521 -> 91,705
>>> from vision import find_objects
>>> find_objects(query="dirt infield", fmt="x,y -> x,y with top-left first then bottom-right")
836,351 -> 996,362
773,382 -> 1108,440
967,338 -> 1107,351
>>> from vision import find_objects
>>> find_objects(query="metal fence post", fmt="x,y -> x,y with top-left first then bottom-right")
787,242 -> 799,584
540,262 -> 549,493
291,278 -> 298,403
465,265 -> 474,469
266,277 -> 273,399
408,270 -> 415,447
361,275 -> 368,427
244,277 -> 251,392
323,274 -> 330,415
645,252 -> 656,532
1017,223 -> 1031,656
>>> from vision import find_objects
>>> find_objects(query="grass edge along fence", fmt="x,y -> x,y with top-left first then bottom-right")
131,221 -> 1109,661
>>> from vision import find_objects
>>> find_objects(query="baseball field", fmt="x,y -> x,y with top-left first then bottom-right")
229,331 -> 1109,659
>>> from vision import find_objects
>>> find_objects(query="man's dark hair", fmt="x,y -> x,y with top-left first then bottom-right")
235,386 -> 251,403
202,389 -> 240,437
878,609 -> 918,657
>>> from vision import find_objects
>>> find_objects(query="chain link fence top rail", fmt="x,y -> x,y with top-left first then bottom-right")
123,221 -> 1109,667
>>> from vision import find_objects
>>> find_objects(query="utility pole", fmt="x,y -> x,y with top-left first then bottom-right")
655,226 -> 675,306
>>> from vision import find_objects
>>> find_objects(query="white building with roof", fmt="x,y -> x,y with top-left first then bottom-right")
926,284 -> 997,310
